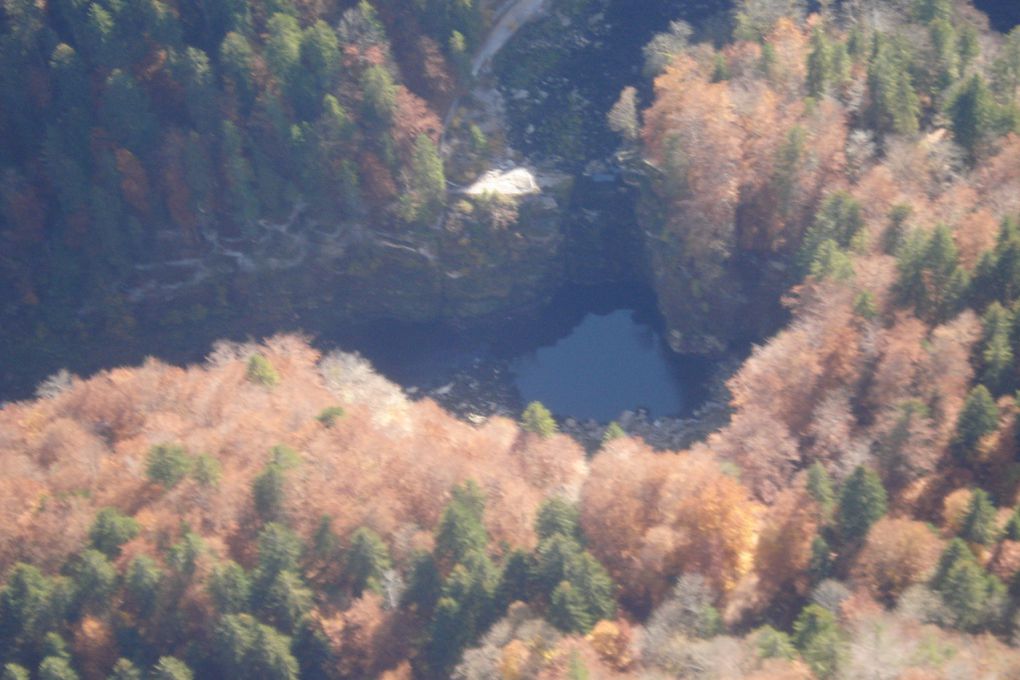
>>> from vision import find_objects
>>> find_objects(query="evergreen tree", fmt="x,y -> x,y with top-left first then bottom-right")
361,65 -> 396,124
979,303 -> 1015,395
66,550 -> 116,616
167,532 -> 204,578
836,467 -> 887,543
535,497 -> 581,542
344,527 -> 392,596
37,657 -> 78,680
107,659 -> 141,680
1,665 -> 28,680
496,549 -> 532,609
755,626 -> 796,660
1004,507 -> 1020,541
916,0 -> 951,22
213,614 -> 298,680
149,658 -> 192,680
809,535 -> 833,582
601,422 -> 626,445
253,464 -> 286,522
0,563 -> 61,660
806,462 -> 835,519
399,134 -> 446,224
932,538 -> 973,591
960,489 -> 998,546
89,508 -> 139,558
806,28 -> 833,98
256,523 -> 302,582
402,552 -> 442,616
146,444 -> 191,489
521,402 -> 557,437
124,556 -> 163,616
929,19 -> 959,92
948,74 -> 997,162
866,36 -> 920,137
938,558 -> 1005,632
246,355 -> 279,387
548,581 -> 592,633
423,597 -> 467,677
796,192 -> 864,278
435,482 -> 488,569
792,604 -> 845,678
261,571 -> 311,632
209,561 -> 252,614
951,385 -> 999,465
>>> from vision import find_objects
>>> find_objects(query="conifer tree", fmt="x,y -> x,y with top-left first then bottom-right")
836,467 -> 887,543
150,658 -> 192,680
521,402 -> 558,437
792,604 -> 845,678
960,489 -> 998,546
866,36 -> 920,136
948,74 -> 997,162
806,462 -> 835,519
951,385 -> 999,465
548,581 -> 592,634
344,527 -> 392,596
979,303 -> 1015,395
806,28 -> 833,98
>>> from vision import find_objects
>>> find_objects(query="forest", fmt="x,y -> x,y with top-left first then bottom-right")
5,0 -> 1020,678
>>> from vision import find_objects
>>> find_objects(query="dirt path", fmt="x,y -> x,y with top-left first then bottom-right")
471,0 -> 549,76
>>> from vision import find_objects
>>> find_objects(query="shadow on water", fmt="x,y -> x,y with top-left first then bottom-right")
335,283 -> 715,422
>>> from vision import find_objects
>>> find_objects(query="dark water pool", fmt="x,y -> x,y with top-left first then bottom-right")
510,308 -> 697,421
349,283 -> 713,422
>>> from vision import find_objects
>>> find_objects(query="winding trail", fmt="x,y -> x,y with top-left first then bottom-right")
471,0 -> 549,76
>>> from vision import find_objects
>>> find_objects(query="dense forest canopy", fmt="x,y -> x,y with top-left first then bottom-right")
7,0 -> 1020,678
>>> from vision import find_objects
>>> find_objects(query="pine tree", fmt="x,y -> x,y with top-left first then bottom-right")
806,463 -> 835,518
836,467 -> 887,543
521,402 -> 557,437
979,303 -> 1015,395
806,28 -> 833,98
792,604 -> 845,678
146,444 -> 191,489
535,497 -> 581,542
960,489 -> 998,545
951,385 -> 999,465
1,665 -> 28,680
107,659 -> 141,680
756,626 -> 796,660
435,482 -> 488,569
402,552 -> 442,616
938,558 -> 1004,632
929,19 -> 959,92
150,658 -> 193,680
948,74 -> 997,162
1004,507 -> 1020,540
548,581 -> 593,634
932,538 -> 973,591
344,527 -> 392,596
496,550 -> 532,609
89,508 -> 139,558
866,36 -> 920,136
209,561 -> 251,614
37,657 -> 78,680
125,556 -> 163,616
809,535 -> 833,582
601,422 -> 626,445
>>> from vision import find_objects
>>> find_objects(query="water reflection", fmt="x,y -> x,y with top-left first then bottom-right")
511,309 -> 692,421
